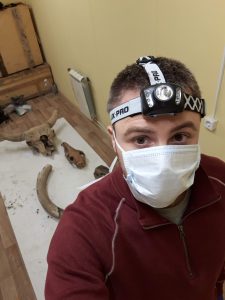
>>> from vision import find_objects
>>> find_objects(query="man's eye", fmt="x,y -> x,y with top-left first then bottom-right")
174,133 -> 184,142
172,133 -> 190,143
135,136 -> 148,144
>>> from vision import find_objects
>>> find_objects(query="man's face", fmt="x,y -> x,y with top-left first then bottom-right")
108,89 -> 201,174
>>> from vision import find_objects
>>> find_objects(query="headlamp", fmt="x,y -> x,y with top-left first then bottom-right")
141,83 -> 185,117
109,56 -> 206,124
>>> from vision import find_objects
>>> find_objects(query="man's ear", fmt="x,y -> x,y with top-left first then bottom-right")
107,125 -> 116,152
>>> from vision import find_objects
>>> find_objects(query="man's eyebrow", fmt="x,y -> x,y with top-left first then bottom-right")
170,121 -> 198,133
124,127 -> 155,136
123,121 -> 197,136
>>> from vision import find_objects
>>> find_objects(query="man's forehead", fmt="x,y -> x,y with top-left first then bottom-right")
119,89 -> 140,103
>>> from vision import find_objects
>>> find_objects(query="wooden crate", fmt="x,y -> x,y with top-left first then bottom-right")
0,64 -> 56,106
0,3 -> 43,75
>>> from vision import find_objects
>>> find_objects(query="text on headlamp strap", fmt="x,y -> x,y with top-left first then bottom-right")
143,62 -> 166,85
137,56 -> 166,85
110,97 -> 142,124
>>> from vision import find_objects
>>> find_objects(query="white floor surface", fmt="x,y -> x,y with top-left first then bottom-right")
0,117 -> 108,300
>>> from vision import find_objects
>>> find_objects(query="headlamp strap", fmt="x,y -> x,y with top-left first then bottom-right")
137,56 -> 166,85
110,97 -> 142,125
143,62 -> 166,85
110,93 -> 205,124
184,94 -> 205,117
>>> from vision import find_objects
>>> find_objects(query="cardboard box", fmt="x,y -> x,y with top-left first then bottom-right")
0,63 -> 56,106
0,3 -> 43,75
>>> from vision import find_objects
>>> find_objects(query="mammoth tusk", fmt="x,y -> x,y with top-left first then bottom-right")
0,131 -> 25,142
46,109 -> 58,128
36,164 -> 64,219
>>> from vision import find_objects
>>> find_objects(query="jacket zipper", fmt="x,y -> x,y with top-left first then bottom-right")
141,196 -> 221,280
178,224 -> 193,277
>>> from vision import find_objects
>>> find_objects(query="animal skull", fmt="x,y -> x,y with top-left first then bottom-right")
0,110 -> 58,156
61,142 -> 86,168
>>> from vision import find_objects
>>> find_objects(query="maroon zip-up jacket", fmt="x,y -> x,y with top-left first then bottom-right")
45,154 -> 225,300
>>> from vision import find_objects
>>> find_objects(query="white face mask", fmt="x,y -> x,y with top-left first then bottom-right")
115,138 -> 200,208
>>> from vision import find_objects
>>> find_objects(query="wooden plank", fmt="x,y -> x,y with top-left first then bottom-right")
0,238 -> 11,282
9,259 -> 37,300
0,288 -> 3,300
0,63 -> 55,106
0,4 -> 43,75
0,194 -> 37,299
0,277 -> 19,300
0,195 -> 16,249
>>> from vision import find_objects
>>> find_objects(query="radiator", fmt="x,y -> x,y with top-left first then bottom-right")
68,68 -> 96,120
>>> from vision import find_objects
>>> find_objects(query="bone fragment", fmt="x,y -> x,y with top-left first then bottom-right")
61,142 -> 86,168
94,165 -> 109,179
36,164 -> 63,219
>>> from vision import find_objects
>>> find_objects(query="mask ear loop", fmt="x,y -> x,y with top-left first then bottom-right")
109,156 -> 118,173
112,130 -> 130,179
112,130 -> 125,153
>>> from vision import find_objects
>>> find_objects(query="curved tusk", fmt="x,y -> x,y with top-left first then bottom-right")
46,109 -> 58,128
36,164 -> 64,219
0,131 -> 25,142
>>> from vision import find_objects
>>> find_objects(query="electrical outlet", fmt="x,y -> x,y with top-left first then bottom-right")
204,116 -> 218,131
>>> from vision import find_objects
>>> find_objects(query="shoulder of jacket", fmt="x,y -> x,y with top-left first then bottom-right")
201,153 -> 225,186
76,169 -> 124,209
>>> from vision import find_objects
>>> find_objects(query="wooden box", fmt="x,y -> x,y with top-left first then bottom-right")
0,63 -> 55,106
0,3 -> 43,76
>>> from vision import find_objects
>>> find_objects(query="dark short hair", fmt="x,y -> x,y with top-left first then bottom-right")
107,57 -> 201,113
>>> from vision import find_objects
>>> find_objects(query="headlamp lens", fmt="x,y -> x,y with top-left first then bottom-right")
155,85 -> 174,101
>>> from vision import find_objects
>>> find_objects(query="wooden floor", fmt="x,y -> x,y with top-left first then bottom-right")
0,193 -> 37,300
0,93 -> 115,299
0,93 -> 115,166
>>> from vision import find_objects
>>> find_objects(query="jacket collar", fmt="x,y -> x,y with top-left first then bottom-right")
112,164 -> 221,229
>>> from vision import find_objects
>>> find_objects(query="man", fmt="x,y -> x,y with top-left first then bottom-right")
45,56 -> 225,299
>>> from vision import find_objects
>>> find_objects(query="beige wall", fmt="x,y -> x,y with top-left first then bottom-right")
2,0 -> 225,160
1,0 -> 13,3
